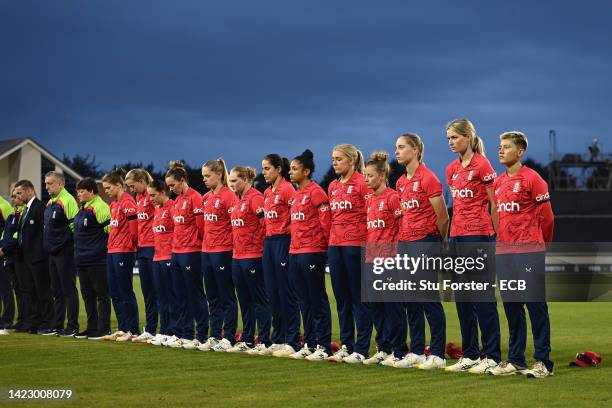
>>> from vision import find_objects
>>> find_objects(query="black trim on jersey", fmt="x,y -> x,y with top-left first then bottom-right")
127,214 -> 138,221
483,179 -> 495,185
101,220 -> 110,227
257,212 -> 265,219
535,199 -> 550,206
194,212 -> 203,217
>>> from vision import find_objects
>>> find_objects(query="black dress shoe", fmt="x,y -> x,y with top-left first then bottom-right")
58,329 -> 78,337
74,330 -> 90,339
38,328 -> 58,336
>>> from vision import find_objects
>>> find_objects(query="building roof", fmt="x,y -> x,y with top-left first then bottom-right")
0,137 -> 84,180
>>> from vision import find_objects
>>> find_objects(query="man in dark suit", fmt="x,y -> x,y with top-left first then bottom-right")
13,180 -> 54,335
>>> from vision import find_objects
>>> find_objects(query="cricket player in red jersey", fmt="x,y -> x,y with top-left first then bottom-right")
261,154 -> 302,357
226,166 -> 271,354
101,168 -> 140,341
146,180 -> 179,346
394,134 -> 448,370
444,119 -> 502,374
488,131 -> 554,379
125,169 -> 159,343
199,159 -> 239,352
286,149 -> 333,361
164,161 -> 209,349
326,144 -> 374,363
360,152 -> 405,366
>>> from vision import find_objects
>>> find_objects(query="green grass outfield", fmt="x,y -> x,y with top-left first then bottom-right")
1,276 -> 610,408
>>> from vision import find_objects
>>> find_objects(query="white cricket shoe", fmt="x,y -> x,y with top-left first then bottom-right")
363,351 -> 388,365
525,361 -> 553,379
0,329 -> 8,336
305,346 -> 329,361
162,335 -> 179,347
417,355 -> 446,370
468,358 -> 498,374
245,343 -> 267,355
260,343 -> 283,356
211,338 -> 233,352
197,337 -> 219,351
394,353 -> 426,368
381,355 -> 400,367
272,344 -> 296,358
445,357 -> 480,372
149,334 -> 168,346
288,344 -> 312,359
343,352 -> 366,364
168,338 -> 191,348
227,341 -> 252,353
182,339 -> 202,350
487,361 -> 527,376
327,345 -> 350,362
132,331 -> 154,343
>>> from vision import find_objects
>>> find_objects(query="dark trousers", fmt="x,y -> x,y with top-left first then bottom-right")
232,257 -> 271,345
107,252 -> 139,333
328,245 -> 373,357
289,252 -> 332,353
452,235 -> 501,362
17,258 -> 53,331
137,247 -> 158,334
497,252 -> 553,372
263,235 -> 301,349
78,263 -> 110,334
370,301 -> 408,357
9,259 -> 28,329
202,251 -> 237,342
153,260 -> 178,336
172,252 -> 208,341
0,259 -> 15,328
49,243 -> 79,331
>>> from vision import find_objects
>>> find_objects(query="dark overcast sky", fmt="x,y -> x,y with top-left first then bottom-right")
2,0 -> 611,181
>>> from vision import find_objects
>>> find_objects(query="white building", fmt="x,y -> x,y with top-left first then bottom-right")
0,137 -> 83,199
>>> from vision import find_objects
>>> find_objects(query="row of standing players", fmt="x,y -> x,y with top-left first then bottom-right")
0,120 -> 555,378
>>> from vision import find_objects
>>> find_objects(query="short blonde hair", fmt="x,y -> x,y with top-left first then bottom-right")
500,131 -> 528,151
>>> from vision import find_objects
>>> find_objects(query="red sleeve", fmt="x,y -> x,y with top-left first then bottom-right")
389,191 -> 402,220
122,200 -> 138,244
251,193 -> 265,215
532,174 -> 554,243
282,183 -> 294,206
479,158 -> 497,185
445,163 -> 453,187
311,187 -> 331,240
192,193 -> 204,238
424,171 -> 443,198
310,187 -> 328,207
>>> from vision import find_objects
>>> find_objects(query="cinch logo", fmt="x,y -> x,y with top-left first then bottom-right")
264,210 -> 278,219
291,211 -> 305,221
536,192 -> 550,202
330,201 -> 352,210
231,218 -> 244,227
153,225 -> 166,233
483,172 -> 497,182
452,188 -> 474,199
173,215 -> 185,223
137,212 -> 149,220
110,219 -> 119,227
367,219 -> 386,229
497,201 -> 520,212
204,213 -> 218,222
401,199 -> 419,210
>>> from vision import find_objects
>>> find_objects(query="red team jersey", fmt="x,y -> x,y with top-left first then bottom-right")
152,199 -> 174,261
230,188 -> 265,259
366,187 -> 402,262
446,152 -> 497,237
172,187 -> 203,253
289,181 -> 331,254
328,171 -> 372,247
397,164 -> 443,242
136,191 -> 156,247
494,166 -> 554,254
263,178 -> 295,237
201,186 -> 236,253
108,192 -> 138,253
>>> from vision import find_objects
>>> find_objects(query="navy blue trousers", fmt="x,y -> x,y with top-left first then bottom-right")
137,247 -> 158,334
328,245 -> 372,356
172,252 -> 208,341
153,260 -> 178,336
232,257 -> 271,345
290,252 -> 332,353
263,235 -> 301,350
107,252 -> 139,333
49,242 -> 79,331
497,252 -> 553,372
0,259 -> 15,328
202,251 -> 237,342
